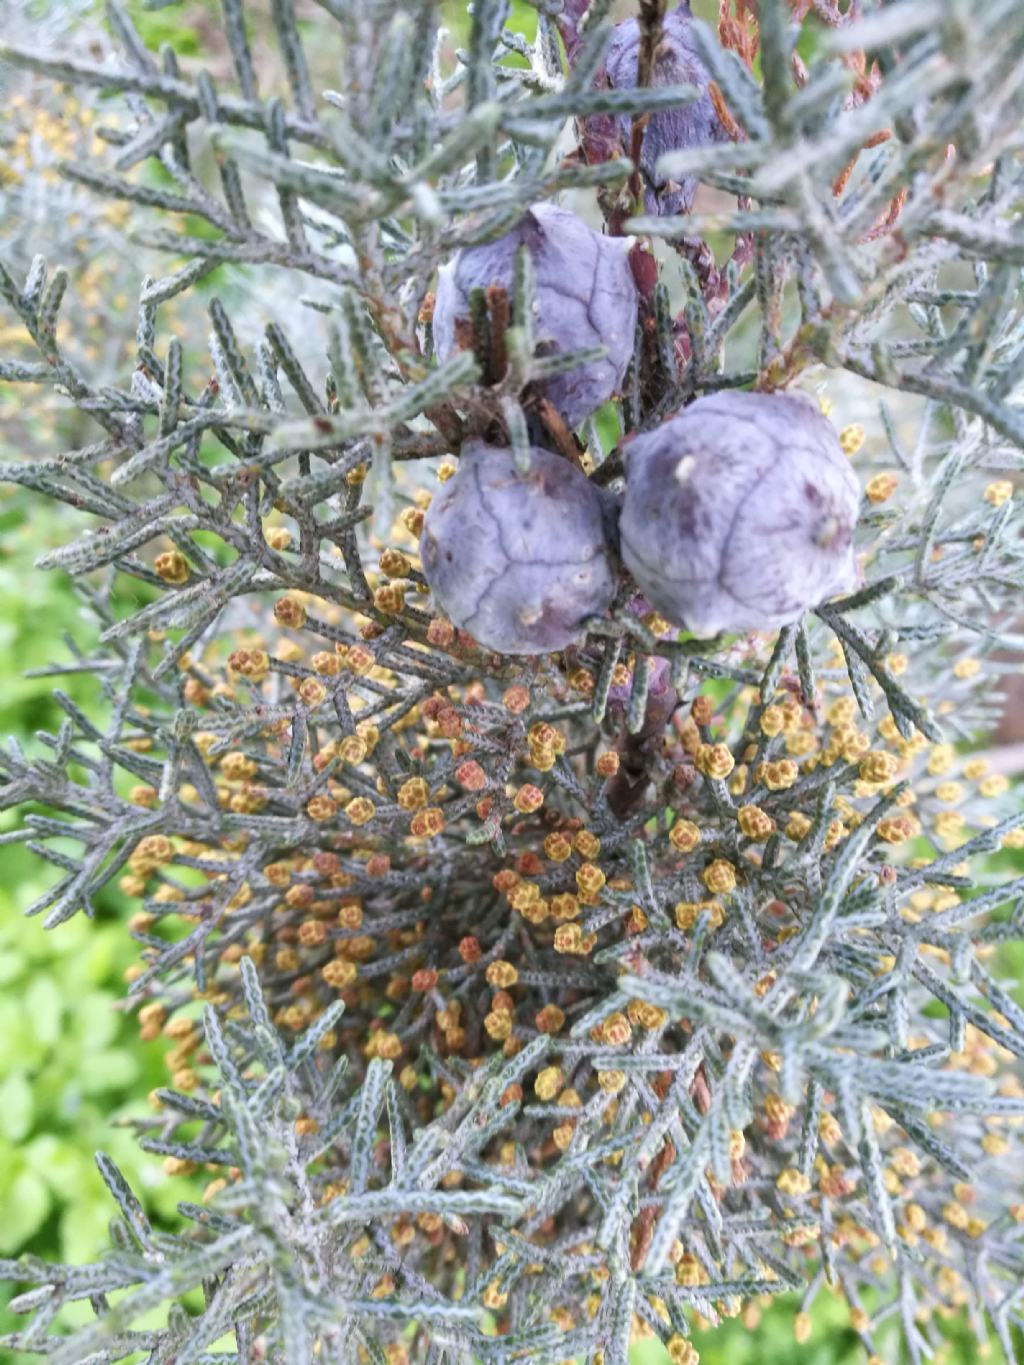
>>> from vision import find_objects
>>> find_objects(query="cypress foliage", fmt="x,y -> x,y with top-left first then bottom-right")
1,2 -> 1023,1361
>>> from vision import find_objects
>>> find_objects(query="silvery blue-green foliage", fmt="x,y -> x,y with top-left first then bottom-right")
620,391 -> 862,634
0,2 -> 135,390
0,1 -> 1023,1363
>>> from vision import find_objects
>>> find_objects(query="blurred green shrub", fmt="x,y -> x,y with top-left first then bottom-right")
0,850 -> 181,1264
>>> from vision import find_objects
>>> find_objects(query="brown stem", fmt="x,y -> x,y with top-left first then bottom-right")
629,1 -> 668,205
554,0 -> 594,63
535,397 -> 585,470
484,285 -> 510,385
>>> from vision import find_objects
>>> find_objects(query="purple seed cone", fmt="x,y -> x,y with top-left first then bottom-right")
602,1 -> 726,216
420,441 -> 617,655
433,202 -> 637,430
620,391 -> 863,635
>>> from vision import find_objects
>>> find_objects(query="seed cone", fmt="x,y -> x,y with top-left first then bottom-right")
620,390 -> 862,634
421,440 -> 617,654
433,202 -> 637,429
